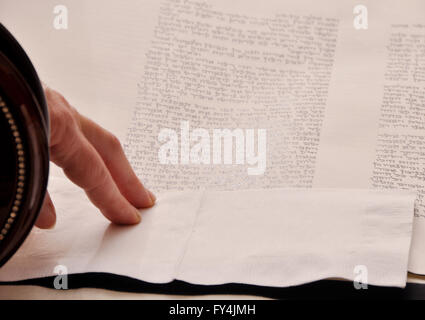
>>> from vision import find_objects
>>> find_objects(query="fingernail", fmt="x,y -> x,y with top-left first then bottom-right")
133,209 -> 142,223
148,190 -> 156,204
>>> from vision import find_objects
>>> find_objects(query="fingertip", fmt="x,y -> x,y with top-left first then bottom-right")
132,188 -> 156,209
37,211 -> 56,229
35,195 -> 57,229
103,205 -> 142,226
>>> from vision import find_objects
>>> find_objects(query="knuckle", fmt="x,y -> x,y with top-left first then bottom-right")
49,105 -> 77,145
45,87 -> 69,107
85,166 -> 109,193
55,106 -> 74,124
125,173 -> 142,189
50,127 -> 79,165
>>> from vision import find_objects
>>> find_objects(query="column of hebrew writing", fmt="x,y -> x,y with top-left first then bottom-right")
124,0 -> 339,191
369,24 -> 425,273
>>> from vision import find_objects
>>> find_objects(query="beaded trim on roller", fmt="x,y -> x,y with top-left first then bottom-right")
0,94 -> 25,241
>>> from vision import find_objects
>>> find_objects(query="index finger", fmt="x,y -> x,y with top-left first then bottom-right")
47,92 -> 141,224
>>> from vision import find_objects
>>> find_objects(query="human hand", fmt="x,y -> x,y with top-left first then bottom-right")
35,86 -> 155,229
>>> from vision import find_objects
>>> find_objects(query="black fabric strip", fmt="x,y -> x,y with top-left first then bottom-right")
2,272 -> 425,299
